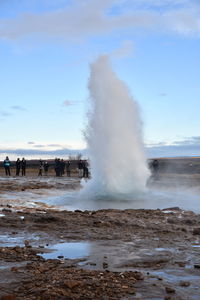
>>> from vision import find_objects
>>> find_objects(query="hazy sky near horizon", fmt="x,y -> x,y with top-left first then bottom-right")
0,0 -> 200,159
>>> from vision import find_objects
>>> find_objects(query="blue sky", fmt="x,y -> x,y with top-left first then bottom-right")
0,0 -> 200,159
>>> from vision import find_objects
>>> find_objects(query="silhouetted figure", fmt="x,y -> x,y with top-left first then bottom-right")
66,160 -> 71,177
38,160 -> 44,176
44,162 -> 49,176
78,160 -> 83,178
151,159 -> 159,180
83,160 -> 89,178
16,158 -> 21,176
4,156 -> 11,176
60,159 -> 65,176
55,158 -> 61,177
21,157 -> 26,176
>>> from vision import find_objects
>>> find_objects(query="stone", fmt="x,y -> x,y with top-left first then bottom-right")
11,267 -> 18,272
24,240 -> 30,247
177,261 -> 186,267
64,280 -> 82,289
14,246 -> 21,253
1,295 -> 16,300
133,271 -> 144,280
165,286 -> 175,294
193,228 -> 200,235
194,264 -> 200,269
2,209 -> 12,213
184,219 -> 195,225
128,288 -> 136,294
179,281 -> 190,287
103,262 -> 108,269
122,285 -> 129,289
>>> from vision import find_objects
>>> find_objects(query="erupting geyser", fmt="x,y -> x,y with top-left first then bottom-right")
84,56 -> 149,196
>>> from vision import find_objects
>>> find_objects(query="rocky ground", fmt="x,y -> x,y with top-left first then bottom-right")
0,175 -> 200,299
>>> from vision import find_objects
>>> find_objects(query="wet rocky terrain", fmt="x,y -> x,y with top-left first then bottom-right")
0,204 -> 200,299
0,169 -> 200,299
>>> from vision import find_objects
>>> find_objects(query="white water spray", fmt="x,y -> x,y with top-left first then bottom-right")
84,56 -> 149,196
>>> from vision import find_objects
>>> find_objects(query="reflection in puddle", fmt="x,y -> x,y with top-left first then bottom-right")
0,234 -> 25,247
41,242 -> 90,260
0,233 -> 43,247
151,270 -> 195,282
155,247 -> 178,253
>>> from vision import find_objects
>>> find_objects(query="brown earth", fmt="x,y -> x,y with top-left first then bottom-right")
0,204 -> 200,299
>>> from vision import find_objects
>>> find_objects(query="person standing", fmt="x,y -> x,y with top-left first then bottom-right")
60,159 -> 65,176
83,160 -> 89,178
44,161 -> 49,176
21,157 -> 26,176
150,159 -> 159,180
4,156 -> 11,176
15,158 -> 21,176
55,158 -> 60,176
66,160 -> 71,177
77,160 -> 83,178
38,160 -> 44,176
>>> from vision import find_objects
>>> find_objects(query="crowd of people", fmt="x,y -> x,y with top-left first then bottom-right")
2,156 -> 90,178
2,156 -> 159,179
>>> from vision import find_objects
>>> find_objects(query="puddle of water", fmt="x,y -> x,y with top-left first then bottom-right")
0,234 -> 24,247
37,191 -> 80,210
151,270 -> 199,282
0,233 -> 43,247
0,265 -> 8,270
0,261 -> 26,271
155,247 -> 169,252
155,247 -> 177,253
41,242 -> 90,260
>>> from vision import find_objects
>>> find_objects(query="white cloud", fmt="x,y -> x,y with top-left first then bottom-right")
164,9 -> 200,36
0,0 -> 200,44
147,136 -> 200,157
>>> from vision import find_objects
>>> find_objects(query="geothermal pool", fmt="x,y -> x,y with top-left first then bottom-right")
1,175 -> 200,213
0,174 -> 200,213
38,185 -> 200,213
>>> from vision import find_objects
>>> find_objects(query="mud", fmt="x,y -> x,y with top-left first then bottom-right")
0,205 -> 200,299
0,176 -> 200,299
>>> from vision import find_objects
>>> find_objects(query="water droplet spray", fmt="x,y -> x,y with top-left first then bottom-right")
83,56 -> 149,198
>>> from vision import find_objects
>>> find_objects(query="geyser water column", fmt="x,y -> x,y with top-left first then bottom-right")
84,56 -> 149,196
